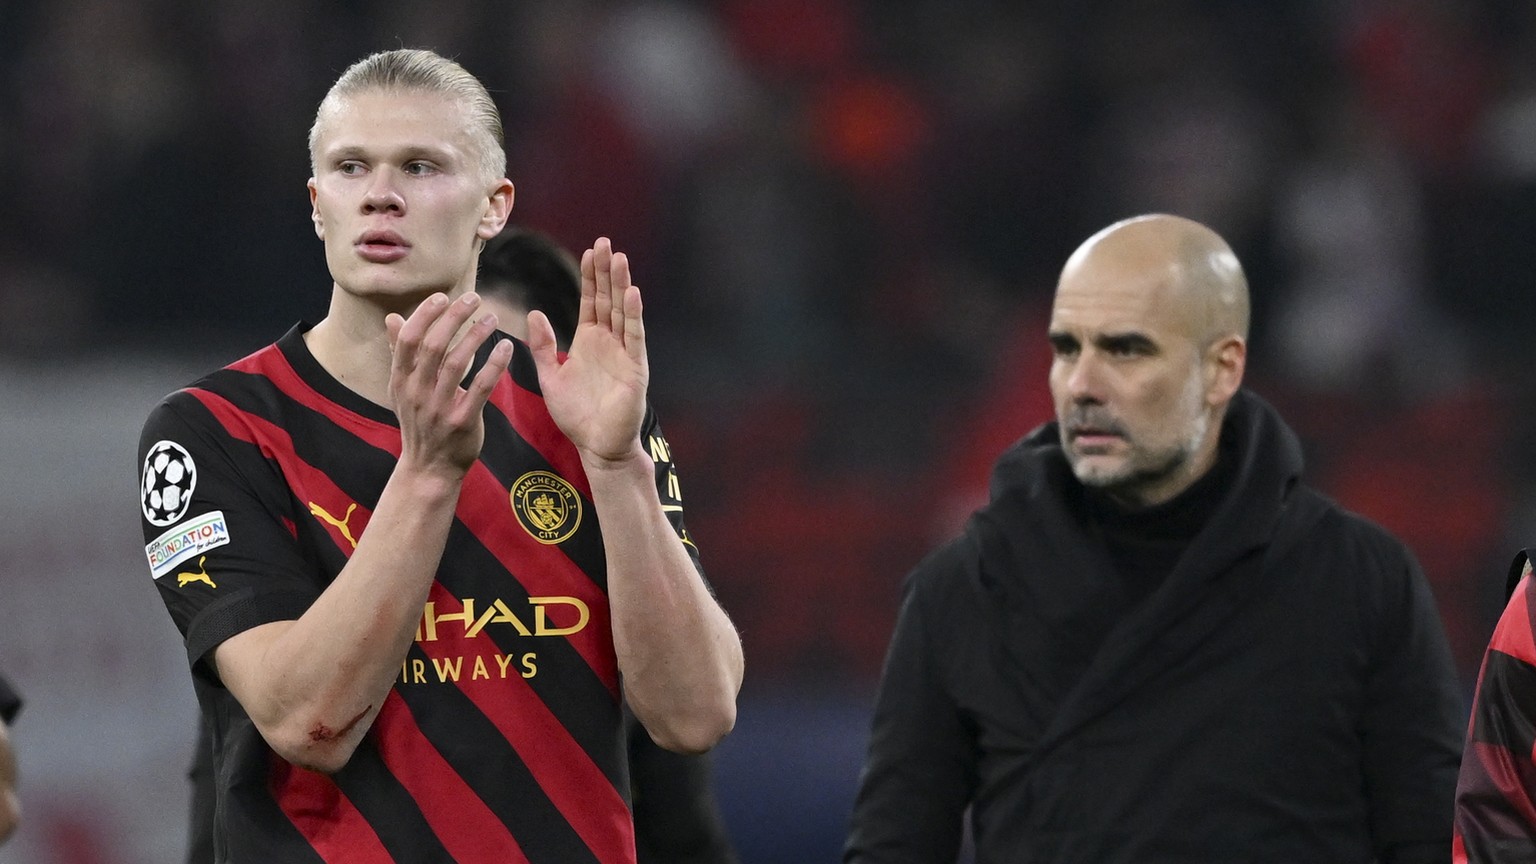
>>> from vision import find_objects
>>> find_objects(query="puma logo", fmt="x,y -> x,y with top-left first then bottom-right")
176,556 -> 216,589
309,501 -> 360,549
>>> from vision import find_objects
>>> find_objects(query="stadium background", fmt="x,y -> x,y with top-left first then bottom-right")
2,0 -> 1535,860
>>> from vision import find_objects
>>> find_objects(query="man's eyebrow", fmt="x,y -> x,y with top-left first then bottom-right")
395,144 -> 456,162
1096,332 -> 1157,353
1047,331 -> 1079,350
320,144 -> 372,164
321,143 -> 457,162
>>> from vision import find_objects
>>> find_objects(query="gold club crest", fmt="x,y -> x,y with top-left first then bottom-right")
510,471 -> 582,545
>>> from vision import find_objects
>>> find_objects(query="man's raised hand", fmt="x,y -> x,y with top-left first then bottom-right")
386,292 -> 513,477
527,237 -> 649,464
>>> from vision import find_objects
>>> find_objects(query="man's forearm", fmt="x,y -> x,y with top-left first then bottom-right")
587,449 -> 743,753
214,463 -> 464,771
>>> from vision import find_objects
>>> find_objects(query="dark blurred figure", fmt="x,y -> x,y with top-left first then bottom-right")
0,672 -> 21,845
845,214 -> 1463,863
478,226 -> 582,349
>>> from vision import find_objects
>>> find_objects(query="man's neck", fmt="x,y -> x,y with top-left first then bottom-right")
303,284 -> 429,409
303,310 -> 396,409
303,282 -> 484,409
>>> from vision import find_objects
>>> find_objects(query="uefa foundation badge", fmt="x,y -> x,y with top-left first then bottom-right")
146,511 -> 230,579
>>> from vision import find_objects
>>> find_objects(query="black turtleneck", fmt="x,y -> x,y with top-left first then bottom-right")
1082,432 -> 1237,611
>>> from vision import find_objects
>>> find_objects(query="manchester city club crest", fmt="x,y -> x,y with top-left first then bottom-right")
510,471 -> 582,544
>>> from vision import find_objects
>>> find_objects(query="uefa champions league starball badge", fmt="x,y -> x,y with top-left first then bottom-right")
142,440 -> 198,527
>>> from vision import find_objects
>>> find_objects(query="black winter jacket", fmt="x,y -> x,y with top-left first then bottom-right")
846,389 -> 1462,864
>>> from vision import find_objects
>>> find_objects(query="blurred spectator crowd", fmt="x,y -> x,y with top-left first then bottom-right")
5,0 -> 1536,690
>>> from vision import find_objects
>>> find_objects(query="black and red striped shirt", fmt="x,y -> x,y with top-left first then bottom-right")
1456,551 -> 1536,863
138,324 -> 701,863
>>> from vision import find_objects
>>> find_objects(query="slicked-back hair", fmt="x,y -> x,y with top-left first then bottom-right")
309,48 -> 506,184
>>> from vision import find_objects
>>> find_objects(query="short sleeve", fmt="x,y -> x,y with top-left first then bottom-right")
137,392 -> 321,674
641,408 -> 706,577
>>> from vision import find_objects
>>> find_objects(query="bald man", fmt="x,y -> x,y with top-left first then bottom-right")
845,214 -> 1463,863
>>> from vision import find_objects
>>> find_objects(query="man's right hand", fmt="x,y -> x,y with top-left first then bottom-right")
385,291 -> 513,478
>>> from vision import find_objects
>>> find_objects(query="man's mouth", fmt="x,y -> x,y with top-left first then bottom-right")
1068,422 -> 1125,450
356,231 -> 410,263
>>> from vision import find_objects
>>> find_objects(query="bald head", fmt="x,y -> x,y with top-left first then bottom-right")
1062,213 -> 1249,347
1047,214 -> 1250,507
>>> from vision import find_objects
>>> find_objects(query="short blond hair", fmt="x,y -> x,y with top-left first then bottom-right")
308,48 -> 506,183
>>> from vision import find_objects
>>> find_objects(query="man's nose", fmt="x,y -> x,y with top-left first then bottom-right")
362,169 -> 404,213
1065,352 -> 1104,403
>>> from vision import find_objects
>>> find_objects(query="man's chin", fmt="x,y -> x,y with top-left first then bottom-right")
1068,457 -> 1129,489
337,276 -> 449,307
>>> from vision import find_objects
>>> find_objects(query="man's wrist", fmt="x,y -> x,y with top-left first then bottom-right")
578,444 -> 651,478
389,457 -> 469,502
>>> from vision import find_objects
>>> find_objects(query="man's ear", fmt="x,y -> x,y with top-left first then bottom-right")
308,178 -> 324,240
478,179 -> 515,240
1206,335 -> 1246,405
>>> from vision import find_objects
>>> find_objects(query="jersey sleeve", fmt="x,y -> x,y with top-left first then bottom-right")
1455,557 -> 1536,863
640,407 -> 705,577
138,392 -> 320,676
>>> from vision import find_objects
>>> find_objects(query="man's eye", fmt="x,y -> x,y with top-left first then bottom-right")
404,162 -> 435,176
338,162 -> 364,175
1104,340 -> 1150,358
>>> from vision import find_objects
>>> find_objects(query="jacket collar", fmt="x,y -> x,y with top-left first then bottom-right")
962,388 -> 1320,757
